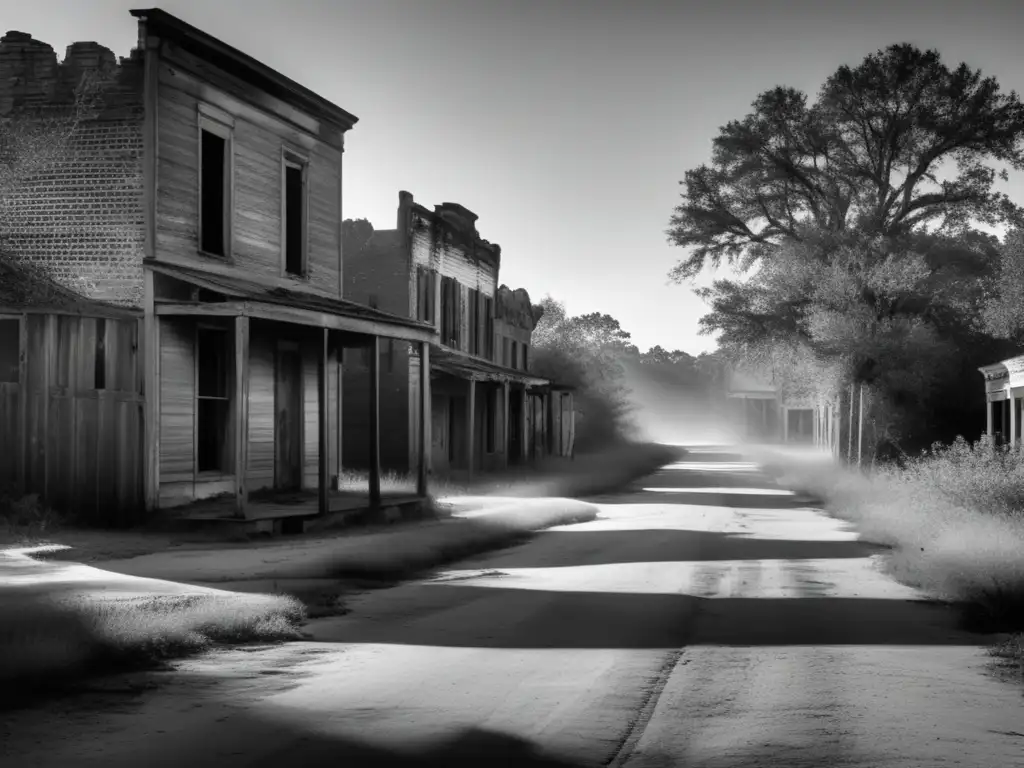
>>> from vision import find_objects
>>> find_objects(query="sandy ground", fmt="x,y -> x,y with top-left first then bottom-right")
3,448 -> 1023,767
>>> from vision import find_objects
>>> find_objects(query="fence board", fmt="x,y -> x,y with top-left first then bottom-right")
0,385 -> 19,488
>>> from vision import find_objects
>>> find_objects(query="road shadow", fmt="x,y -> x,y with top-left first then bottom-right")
489,528 -> 880,568
309,584 -> 970,648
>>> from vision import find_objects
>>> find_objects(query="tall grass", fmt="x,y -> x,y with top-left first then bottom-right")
758,437 -> 1024,674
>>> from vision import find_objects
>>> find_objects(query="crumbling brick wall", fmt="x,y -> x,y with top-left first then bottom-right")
0,32 -> 146,307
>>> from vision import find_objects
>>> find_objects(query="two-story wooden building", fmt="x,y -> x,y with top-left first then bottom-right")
342,191 -> 574,479
0,9 -> 438,529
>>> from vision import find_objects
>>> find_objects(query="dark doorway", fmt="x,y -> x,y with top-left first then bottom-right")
275,344 -> 303,490
509,389 -> 523,462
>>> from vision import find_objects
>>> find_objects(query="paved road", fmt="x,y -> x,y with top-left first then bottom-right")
5,447 -> 1023,767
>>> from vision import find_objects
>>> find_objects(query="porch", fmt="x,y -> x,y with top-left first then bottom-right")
980,355 -> 1024,446
146,261 -> 437,525
428,348 -> 552,479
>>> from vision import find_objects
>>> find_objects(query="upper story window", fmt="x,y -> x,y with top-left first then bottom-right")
417,267 -> 436,324
198,107 -> 234,258
468,288 -> 480,356
282,150 -> 308,276
483,296 -> 494,360
511,340 -> 519,370
440,276 -> 462,348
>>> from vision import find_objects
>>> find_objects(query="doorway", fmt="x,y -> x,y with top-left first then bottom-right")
275,342 -> 303,490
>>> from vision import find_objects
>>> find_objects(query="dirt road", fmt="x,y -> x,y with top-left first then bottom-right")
4,447 -> 1022,767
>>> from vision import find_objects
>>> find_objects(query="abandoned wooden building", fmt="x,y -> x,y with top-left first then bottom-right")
724,365 -> 838,449
0,9 -> 438,530
979,354 -> 1024,446
341,192 -> 575,479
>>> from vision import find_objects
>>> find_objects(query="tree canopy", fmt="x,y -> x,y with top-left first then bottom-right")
667,43 -> 1024,282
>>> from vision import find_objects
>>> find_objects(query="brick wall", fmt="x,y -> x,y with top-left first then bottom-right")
0,32 -> 146,307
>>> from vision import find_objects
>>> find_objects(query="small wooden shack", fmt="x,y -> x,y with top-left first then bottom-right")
0,258 -> 145,525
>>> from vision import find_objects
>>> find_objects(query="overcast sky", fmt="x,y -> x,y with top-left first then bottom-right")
9,0 -> 1024,354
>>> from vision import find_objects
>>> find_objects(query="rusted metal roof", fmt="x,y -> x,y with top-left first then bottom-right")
147,260 -> 436,335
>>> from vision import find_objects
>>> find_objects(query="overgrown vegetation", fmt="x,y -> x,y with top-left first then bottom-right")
759,438 -> 1024,675
669,42 -> 1024,460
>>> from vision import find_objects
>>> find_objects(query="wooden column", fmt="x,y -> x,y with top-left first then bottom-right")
987,398 -> 994,437
502,380 -> 510,468
233,316 -> 250,518
520,387 -> 528,462
466,378 -> 476,480
417,342 -> 430,496
782,406 -> 789,443
317,328 -> 329,516
368,336 -> 381,507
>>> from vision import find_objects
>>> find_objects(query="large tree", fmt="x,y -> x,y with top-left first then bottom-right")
668,44 -> 1024,282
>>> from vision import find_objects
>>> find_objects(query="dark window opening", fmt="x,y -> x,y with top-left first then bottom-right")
441,276 -> 461,348
0,318 -> 19,383
523,345 -> 529,372
483,297 -> 494,360
468,288 -> 479,355
196,326 -> 231,473
511,341 -> 519,370
200,129 -> 227,256
94,318 -> 106,390
417,267 -> 436,323
284,160 -> 305,275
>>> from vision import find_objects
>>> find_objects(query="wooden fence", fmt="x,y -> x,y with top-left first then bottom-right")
0,310 -> 145,526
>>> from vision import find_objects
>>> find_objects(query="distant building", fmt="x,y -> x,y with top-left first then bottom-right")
978,354 -> 1024,445
341,192 -> 575,478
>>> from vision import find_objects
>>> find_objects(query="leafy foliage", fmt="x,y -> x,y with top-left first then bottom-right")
668,44 -> 1024,281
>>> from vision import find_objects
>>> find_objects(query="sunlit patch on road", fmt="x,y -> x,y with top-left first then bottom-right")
662,462 -> 760,472
641,487 -> 795,496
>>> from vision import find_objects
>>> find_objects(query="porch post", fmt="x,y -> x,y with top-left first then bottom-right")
318,328 -> 329,516
233,315 -> 250,518
520,387 -> 528,462
466,377 -> 476,480
417,341 -> 430,496
987,398 -> 994,437
782,406 -> 789,443
368,336 -> 381,507
502,380 -> 510,468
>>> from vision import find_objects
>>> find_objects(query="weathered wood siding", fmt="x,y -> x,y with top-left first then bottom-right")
0,313 -> 145,525
247,331 -> 276,492
155,54 -> 343,295
158,318 -> 195,485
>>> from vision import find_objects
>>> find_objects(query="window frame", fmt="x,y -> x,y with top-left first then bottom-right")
197,106 -> 235,260
281,147 -> 310,277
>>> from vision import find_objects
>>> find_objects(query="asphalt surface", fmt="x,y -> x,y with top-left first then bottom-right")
4,446 -> 1023,767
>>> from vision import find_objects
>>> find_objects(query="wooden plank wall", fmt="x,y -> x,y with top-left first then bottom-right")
247,331 -> 275,492
6,313 -> 147,525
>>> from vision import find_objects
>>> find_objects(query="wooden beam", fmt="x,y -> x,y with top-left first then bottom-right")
417,341 -> 430,496
233,316 -> 250,518
141,31 -> 161,513
318,328 -> 329,515
368,336 -> 381,507
520,387 -> 528,462
502,380 -> 510,469
17,313 -> 27,494
466,378 -> 476,481
155,301 -> 248,316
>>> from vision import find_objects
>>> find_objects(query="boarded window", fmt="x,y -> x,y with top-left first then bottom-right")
200,128 -> 228,256
284,157 -> 306,275
467,288 -> 479,355
441,276 -> 461,348
196,326 -> 231,473
417,267 -> 436,323
0,318 -> 19,383
483,297 -> 494,360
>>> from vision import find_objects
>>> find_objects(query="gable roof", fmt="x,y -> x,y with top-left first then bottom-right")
129,8 -> 358,132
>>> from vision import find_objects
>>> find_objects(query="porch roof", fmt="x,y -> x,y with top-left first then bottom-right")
432,347 -> 550,387
148,260 -> 438,344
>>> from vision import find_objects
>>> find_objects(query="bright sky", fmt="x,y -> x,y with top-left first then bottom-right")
9,0 -> 1024,354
